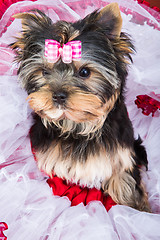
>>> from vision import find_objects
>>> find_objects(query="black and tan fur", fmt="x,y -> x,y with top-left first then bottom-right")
11,3 -> 150,211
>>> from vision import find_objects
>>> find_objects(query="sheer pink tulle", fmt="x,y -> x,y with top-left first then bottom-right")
0,0 -> 160,239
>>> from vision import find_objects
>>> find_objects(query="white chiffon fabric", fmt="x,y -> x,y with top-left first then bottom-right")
0,0 -> 160,239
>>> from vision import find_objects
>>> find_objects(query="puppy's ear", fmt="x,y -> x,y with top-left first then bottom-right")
13,10 -> 52,32
10,10 -> 52,60
97,3 -> 122,37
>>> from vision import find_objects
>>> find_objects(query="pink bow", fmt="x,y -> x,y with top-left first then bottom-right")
44,39 -> 81,63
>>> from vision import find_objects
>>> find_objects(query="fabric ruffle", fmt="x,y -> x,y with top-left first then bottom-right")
0,0 -> 160,239
47,176 -> 117,211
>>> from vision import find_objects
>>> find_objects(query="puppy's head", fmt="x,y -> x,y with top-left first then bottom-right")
11,3 -> 134,137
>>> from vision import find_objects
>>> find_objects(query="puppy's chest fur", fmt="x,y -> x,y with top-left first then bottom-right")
35,138 -> 134,189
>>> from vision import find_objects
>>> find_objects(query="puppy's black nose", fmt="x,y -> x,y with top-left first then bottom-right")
53,92 -> 67,105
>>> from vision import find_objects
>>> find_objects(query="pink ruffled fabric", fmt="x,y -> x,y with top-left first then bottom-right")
0,0 -> 160,239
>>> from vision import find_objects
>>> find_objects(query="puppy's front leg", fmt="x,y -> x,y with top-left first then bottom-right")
103,170 -> 151,212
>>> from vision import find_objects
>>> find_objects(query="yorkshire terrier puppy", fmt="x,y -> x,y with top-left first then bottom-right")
11,3 -> 150,211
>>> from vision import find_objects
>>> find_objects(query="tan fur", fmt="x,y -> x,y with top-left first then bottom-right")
105,171 -> 150,211
116,41 -> 133,53
27,86 -> 119,133
52,119 -> 104,139
106,172 -> 136,204
27,87 -> 110,138
11,38 -> 24,50
68,30 -> 80,42
27,86 -> 53,112
98,3 -> 122,37
67,90 -> 107,121
13,11 -> 49,30
113,40 -> 134,64
35,143 -> 134,189
27,92 -> 64,121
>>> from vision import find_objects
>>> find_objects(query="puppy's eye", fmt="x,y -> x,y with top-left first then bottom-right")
78,67 -> 90,79
42,69 -> 50,77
